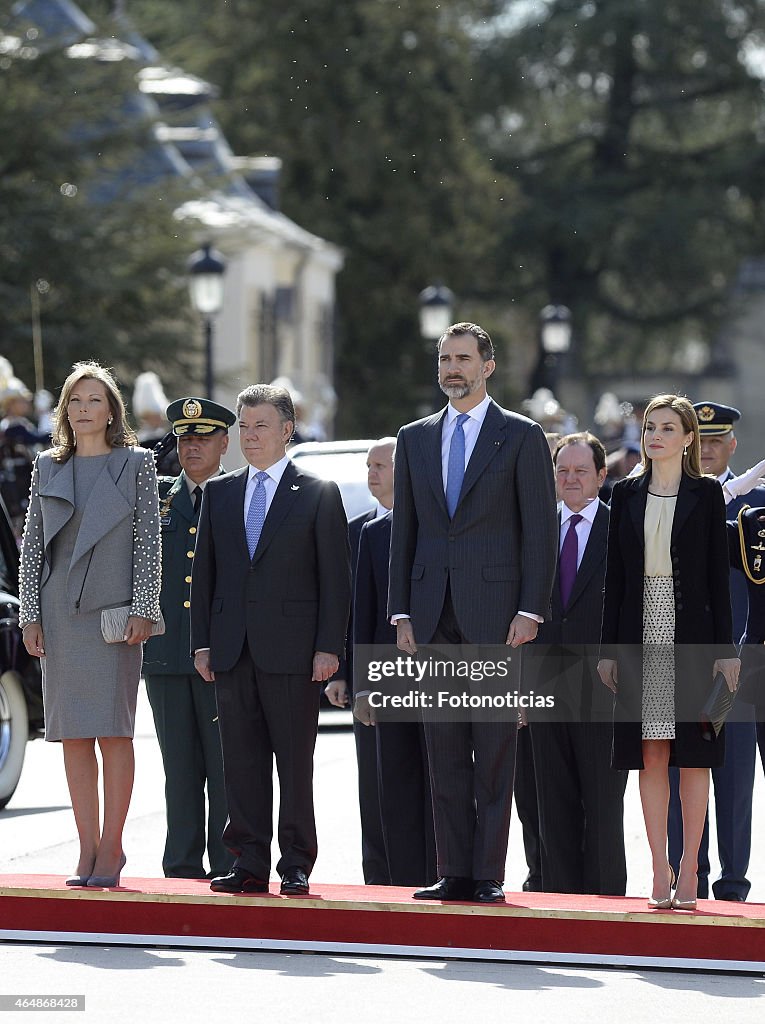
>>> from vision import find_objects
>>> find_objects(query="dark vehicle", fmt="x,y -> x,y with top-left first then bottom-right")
0,496 -> 43,809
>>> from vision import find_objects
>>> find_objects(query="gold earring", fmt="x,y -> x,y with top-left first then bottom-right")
108,416 -> 113,426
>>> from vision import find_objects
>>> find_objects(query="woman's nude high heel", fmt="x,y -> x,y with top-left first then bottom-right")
648,866 -> 676,909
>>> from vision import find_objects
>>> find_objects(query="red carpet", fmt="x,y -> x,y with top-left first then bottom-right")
1,876 -> 763,971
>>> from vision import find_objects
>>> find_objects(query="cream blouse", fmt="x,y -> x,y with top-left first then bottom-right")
644,493 -> 676,577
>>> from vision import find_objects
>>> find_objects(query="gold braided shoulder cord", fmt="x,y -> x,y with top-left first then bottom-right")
737,504 -> 765,584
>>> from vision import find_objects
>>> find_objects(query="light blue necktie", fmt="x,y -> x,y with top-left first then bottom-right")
445,413 -> 469,518
246,470 -> 269,558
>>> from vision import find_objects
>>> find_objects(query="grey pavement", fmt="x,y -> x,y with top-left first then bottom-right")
0,687 -> 764,1020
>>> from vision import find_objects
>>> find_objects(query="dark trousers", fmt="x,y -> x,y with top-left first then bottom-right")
376,720 -> 436,886
214,644 -> 321,881
758,719 -> 765,775
668,716 -> 755,899
145,673 -> 233,879
513,725 -> 541,888
423,591 -> 517,880
530,721 -> 628,895
353,717 -> 390,884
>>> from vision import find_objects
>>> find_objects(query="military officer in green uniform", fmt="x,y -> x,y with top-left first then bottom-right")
144,397 -> 237,878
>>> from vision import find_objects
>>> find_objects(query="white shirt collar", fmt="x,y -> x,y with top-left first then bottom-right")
445,392 -> 491,426
560,498 -> 599,526
248,453 -> 291,485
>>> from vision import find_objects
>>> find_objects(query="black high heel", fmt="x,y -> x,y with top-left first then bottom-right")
86,852 -> 126,888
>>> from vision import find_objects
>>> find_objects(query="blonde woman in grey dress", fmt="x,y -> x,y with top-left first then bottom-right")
19,363 -> 161,888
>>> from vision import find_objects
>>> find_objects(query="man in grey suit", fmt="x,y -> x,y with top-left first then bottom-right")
191,385 -> 351,896
528,432 -> 628,895
388,322 -> 558,903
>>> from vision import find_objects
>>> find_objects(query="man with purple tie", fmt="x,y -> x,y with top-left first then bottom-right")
529,433 -> 627,895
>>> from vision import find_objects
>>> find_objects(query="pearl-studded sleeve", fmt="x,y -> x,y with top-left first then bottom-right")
130,448 -> 162,621
19,455 -> 44,628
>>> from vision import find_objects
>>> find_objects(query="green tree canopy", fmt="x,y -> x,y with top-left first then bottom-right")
118,0 -> 512,433
473,0 -> 765,375
0,14 -> 197,406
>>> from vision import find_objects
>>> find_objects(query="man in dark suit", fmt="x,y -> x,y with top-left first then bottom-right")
144,397 -> 236,880
325,438 -> 396,884
529,432 -> 628,894
191,384 -> 351,895
354,512 -> 437,888
668,401 -> 764,901
388,322 -> 558,903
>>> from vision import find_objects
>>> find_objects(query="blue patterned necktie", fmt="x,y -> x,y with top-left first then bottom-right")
246,470 -> 269,558
445,412 -> 469,518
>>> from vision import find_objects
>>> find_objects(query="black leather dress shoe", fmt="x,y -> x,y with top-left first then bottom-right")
522,876 -> 543,893
473,880 -> 505,903
718,892 -> 746,902
413,876 -> 473,901
280,867 -> 310,895
210,867 -> 268,894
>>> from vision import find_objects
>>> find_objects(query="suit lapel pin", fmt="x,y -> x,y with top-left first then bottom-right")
291,485 -> 300,490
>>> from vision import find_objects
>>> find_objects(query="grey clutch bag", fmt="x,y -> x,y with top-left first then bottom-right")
101,606 -> 166,644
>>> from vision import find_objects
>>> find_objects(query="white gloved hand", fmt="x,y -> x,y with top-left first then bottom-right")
722,457 -> 765,504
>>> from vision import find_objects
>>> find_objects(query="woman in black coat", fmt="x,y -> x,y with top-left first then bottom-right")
598,395 -> 739,910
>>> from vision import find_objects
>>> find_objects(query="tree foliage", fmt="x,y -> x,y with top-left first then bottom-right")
7,1 -> 765,429
473,0 -> 765,374
0,15 -> 197,405
117,0 -> 512,433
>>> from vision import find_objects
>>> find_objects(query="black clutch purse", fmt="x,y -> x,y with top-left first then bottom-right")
700,671 -> 736,741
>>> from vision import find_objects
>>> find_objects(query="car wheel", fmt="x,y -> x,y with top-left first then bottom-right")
0,670 -> 28,810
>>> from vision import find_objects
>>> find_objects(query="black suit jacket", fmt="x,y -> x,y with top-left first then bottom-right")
388,400 -> 557,644
534,500 -> 611,721
190,460 -> 351,675
354,512 -> 397,652
335,508 -> 376,688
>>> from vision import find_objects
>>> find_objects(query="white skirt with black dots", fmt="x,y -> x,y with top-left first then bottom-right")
642,575 -> 676,740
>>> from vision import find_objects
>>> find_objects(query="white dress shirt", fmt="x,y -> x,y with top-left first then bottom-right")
243,454 -> 291,530
392,395 -> 541,624
440,394 -> 492,490
195,456 -> 291,655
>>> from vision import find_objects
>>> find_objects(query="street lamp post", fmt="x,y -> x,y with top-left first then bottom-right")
419,284 -> 454,411
188,244 -> 226,399
418,284 -> 454,342
529,304 -> 572,398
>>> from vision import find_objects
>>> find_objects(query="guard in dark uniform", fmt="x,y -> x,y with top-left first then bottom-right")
144,397 -> 237,878
727,506 -> 765,776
